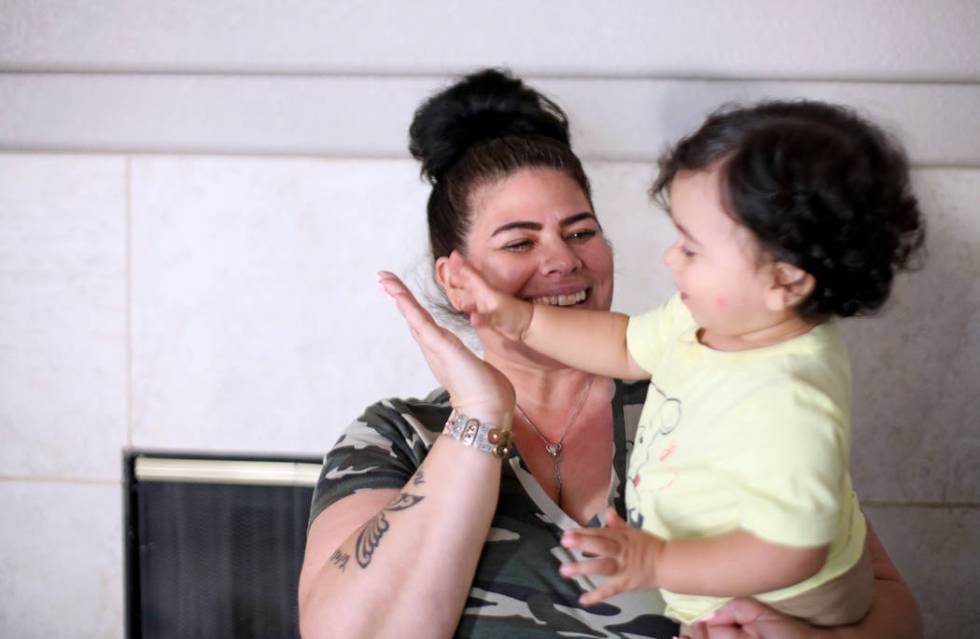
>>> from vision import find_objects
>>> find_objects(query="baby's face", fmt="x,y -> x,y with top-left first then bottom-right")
662,165 -> 792,346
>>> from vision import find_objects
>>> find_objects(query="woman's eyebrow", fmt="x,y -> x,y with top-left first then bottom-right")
491,221 -> 541,236
560,212 -> 598,227
490,212 -> 597,237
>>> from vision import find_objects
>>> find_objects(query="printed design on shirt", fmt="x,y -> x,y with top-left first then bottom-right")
627,380 -> 682,528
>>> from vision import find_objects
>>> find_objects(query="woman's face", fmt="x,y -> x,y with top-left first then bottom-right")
458,168 -> 614,316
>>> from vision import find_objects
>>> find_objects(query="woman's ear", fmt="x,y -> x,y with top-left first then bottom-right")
434,254 -> 463,311
764,262 -> 815,312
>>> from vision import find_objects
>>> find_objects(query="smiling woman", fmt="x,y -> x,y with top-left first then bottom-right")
296,69 -> 923,639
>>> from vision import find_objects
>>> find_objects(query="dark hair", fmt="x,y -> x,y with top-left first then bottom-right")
409,68 -> 592,261
651,100 -> 925,319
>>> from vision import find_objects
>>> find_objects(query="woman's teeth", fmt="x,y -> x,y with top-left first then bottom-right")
530,290 -> 587,306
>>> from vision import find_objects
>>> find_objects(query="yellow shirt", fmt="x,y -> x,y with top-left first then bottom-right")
625,294 -> 866,624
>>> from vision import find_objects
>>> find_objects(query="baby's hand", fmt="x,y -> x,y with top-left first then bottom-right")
445,250 -> 533,341
559,508 -> 664,606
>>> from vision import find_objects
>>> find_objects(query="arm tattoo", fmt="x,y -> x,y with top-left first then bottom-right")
412,469 -> 426,486
354,492 -> 425,569
385,493 -> 424,511
355,512 -> 390,568
329,549 -> 350,571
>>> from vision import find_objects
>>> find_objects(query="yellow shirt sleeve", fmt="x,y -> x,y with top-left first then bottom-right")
626,294 -> 687,374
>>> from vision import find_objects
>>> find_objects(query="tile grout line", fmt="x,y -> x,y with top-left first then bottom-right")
0,149 -> 972,172
125,155 -> 133,449
0,475 -> 120,485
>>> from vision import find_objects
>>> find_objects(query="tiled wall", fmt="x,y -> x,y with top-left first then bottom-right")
1,3 -> 978,637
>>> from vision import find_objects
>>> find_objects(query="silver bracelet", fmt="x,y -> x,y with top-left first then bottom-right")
443,412 -> 512,459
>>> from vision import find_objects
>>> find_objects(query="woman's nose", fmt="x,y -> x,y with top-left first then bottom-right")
540,240 -> 582,275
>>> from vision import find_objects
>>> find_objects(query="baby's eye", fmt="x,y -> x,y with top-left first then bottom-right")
680,245 -> 697,258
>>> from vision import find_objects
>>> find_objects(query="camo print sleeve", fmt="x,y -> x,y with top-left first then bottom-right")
308,389 -> 449,527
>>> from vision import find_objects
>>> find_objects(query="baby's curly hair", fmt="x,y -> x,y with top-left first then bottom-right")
651,100 -> 925,319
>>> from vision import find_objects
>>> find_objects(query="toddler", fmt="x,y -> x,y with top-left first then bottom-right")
445,100 -> 925,627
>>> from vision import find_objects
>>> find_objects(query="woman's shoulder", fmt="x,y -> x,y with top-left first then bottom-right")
309,389 -> 451,527
334,388 -> 451,454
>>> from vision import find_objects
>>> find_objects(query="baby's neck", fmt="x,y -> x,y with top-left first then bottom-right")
699,315 -> 821,352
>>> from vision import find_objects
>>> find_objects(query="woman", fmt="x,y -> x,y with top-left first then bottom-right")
298,69 -> 921,638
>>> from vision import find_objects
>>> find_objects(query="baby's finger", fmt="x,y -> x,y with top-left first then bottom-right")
603,507 -> 630,529
448,251 -> 498,309
562,530 -> 623,558
578,581 -> 624,607
560,557 -> 620,578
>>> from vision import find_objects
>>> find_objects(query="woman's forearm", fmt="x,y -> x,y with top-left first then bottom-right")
823,524 -> 922,639
299,436 -> 504,639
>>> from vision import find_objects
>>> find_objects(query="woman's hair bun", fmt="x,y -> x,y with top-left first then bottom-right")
409,68 -> 571,183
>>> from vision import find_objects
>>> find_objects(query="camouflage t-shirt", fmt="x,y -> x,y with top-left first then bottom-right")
309,379 -> 679,638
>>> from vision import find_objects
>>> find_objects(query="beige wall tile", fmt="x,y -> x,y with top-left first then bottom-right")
0,480 -> 123,639
129,156 -> 438,454
2,1 -> 977,80
0,154 -> 127,481
847,169 -> 980,502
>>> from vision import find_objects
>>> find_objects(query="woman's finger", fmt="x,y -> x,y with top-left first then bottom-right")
684,623 -> 749,639
378,271 -> 466,363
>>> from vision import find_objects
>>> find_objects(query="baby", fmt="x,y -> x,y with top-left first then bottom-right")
444,100 -> 925,627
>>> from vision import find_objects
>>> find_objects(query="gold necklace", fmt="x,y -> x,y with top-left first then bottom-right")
515,375 -> 595,504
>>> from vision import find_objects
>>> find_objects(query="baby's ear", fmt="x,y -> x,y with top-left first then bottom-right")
764,262 -> 815,311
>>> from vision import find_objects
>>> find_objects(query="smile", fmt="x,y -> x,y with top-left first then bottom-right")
528,289 -> 588,307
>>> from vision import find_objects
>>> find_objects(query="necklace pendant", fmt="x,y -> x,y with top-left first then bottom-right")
545,442 -> 562,457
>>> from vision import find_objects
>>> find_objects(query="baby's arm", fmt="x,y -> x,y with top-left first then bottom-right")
446,251 -> 649,380
560,509 -> 828,606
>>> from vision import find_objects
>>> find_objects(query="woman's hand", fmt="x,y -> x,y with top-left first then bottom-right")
443,250 -> 534,341
683,600 -> 814,639
559,508 -> 664,606
378,270 -> 515,422
684,521 -> 923,639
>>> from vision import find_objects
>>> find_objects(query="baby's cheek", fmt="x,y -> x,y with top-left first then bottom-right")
713,295 -> 729,310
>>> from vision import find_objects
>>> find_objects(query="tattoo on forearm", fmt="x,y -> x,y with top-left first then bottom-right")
353,493 -> 425,569
329,549 -> 350,571
412,469 -> 425,486
386,493 -> 424,511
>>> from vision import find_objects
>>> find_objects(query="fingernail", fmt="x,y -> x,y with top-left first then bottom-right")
699,611 -> 715,621
377,281 -> 395,300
